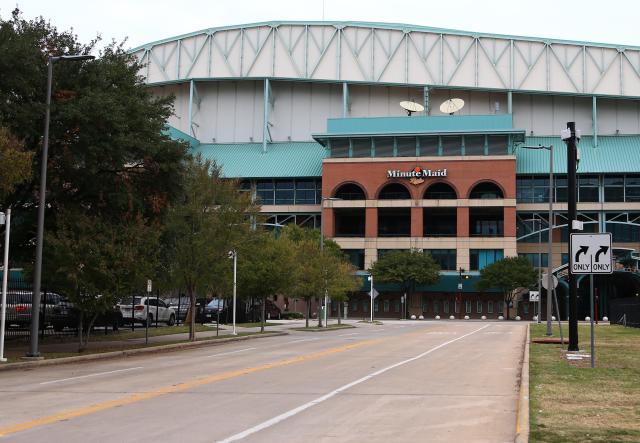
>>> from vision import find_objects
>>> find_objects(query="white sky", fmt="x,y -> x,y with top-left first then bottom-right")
4,0 -> 640,50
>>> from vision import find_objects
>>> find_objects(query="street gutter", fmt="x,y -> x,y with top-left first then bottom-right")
514,323 -> 530,443
0,331 -> 288,372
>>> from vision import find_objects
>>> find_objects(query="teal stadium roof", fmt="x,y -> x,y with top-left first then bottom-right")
517,136 -> 640,174
168,124 -> 640,177
192,142 -> 328,178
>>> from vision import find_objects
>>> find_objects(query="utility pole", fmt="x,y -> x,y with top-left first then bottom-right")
565,122 -> 580,351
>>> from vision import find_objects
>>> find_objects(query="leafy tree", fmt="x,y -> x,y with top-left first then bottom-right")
0,127 -> 32,202
237,230 -> 294,332
476,256 -> 537,320
164,156 -> 257,340
324,256 -> 360,325
369,250 -> 440,319
43,210 -> 159,350
282,225 -> 352,328
0,9 -> 188,262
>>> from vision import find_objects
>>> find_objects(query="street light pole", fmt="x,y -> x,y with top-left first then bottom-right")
319,196 -> 341,328
368,274 -> 374,323
0,209 -> 11,362
28,54 -> 94,358
229,249 -> 237,335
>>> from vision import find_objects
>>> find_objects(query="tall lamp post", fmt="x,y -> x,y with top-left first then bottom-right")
228,249 -> 237,335
28,54 -> 95,358
0,209 -> 11,362
319,196 -> 341,328
518,144 -> 554,336
367,273 -> 374,323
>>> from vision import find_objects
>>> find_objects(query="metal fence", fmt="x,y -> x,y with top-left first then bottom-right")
610,297 -> 640,328
2,275 -> 78,340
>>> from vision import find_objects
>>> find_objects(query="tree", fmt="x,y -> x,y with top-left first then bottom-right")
324,256 -> 360,325
282,225 -> 353,328
0,9 -> 188,263
164,156 -> 257,340
369,250 -> 441,319
476,256 -> 537,320
43,210 -> 159,350
237,230 -> 294,332
0,127 -> 32,202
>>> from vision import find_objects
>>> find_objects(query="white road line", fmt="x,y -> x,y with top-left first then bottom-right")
286,338 -> 320,344
39,367 -> 144,385
205,348 -> 256,358
337,333 -> 359,337
217,324 -> 490,443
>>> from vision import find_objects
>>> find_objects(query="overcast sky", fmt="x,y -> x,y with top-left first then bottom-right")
4,0 -> 640,50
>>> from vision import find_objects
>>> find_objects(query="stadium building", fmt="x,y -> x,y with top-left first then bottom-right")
131,22 -> 640,320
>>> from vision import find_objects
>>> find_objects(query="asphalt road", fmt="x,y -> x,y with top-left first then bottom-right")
0,321 -> 526,442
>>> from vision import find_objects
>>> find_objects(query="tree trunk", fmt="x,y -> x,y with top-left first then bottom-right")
305,300 -> 310,328
78,312 -> 85,352
260,296 -> 266,333
505,294 -> 510,320
188,287 -> 196,341
317,297 -> 322,328
337,300 -> 342,325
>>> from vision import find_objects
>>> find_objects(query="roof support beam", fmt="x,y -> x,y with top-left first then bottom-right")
507,91 -> 513,115
592,96 -> 598,148
263,78 -> 271,153
342,82 -> 349,118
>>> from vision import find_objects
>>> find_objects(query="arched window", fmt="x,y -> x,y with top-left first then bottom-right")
333,183 -> 366,200
378,183 -> 411,199
469,182 -> 504,199
424,182 -> 457,199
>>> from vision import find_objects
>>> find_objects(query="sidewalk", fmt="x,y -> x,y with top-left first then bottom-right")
2,318 -> 353,359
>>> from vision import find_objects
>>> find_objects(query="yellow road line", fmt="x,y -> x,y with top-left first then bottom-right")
0,333 -> 400,438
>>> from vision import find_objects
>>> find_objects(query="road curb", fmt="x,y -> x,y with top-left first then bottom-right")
514,323 -> 530,443
0,331 -> 288,372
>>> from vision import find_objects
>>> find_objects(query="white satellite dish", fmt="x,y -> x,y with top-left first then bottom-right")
439,98 -> 465,115
399,101 -> 425,116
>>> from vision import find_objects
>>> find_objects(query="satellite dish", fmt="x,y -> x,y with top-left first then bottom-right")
439,98 -> 465,115
399,101 -> 425,116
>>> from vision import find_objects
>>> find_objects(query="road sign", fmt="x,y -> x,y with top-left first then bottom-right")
541,273 -> 559,290
529,291 -> 540,302
147,279 -> 152,292
570,233 -> 613,274
370,288 -> 379,299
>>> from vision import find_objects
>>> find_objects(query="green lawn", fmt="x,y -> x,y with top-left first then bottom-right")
235,322 -> 283,328
529,323 -> 640,442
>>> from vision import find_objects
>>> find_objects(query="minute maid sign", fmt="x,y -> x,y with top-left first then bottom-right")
387,166 -> 447,185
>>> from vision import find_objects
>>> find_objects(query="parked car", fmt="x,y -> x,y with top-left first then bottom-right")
201,299 -> 225,323
164,296 -> 207,322
247,298 -> 282,322
2,290 -> 73,330
118,297 -> 176,326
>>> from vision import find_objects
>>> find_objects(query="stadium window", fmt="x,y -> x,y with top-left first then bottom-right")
294,179 -> 317,204
397,137 -> 417,157
363,300 -> 369,313
383,300 -> 390,312
256,180 -> 275,204
443,300 -> 449,314
374,300 -> 379,312
275,180 -> 295,204
523,304 -> 529,315
604,175 -> 624,202
554,176 -> 568,202
433,300 -> 439,314
343,249 -> 365,270
464,135 -> 485,156
351,299 -> 358,312
477,300 -> 483,314
626,175 -> 640,202
352,138 -> 372,158
426,249 -> 456,271
518,253 -> 549,268
487,135 -> 508,155
578,175 -> 599,202
470,249 -> 504,271
394,300 -> 400,313
465,300 -> 472,314
374,137 -> 394,157
330,139 -> 350,158
488,301 -> 494,314
418,136 -> 439,156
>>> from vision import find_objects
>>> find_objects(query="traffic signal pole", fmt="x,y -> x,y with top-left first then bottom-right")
567,122 -> 579,351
